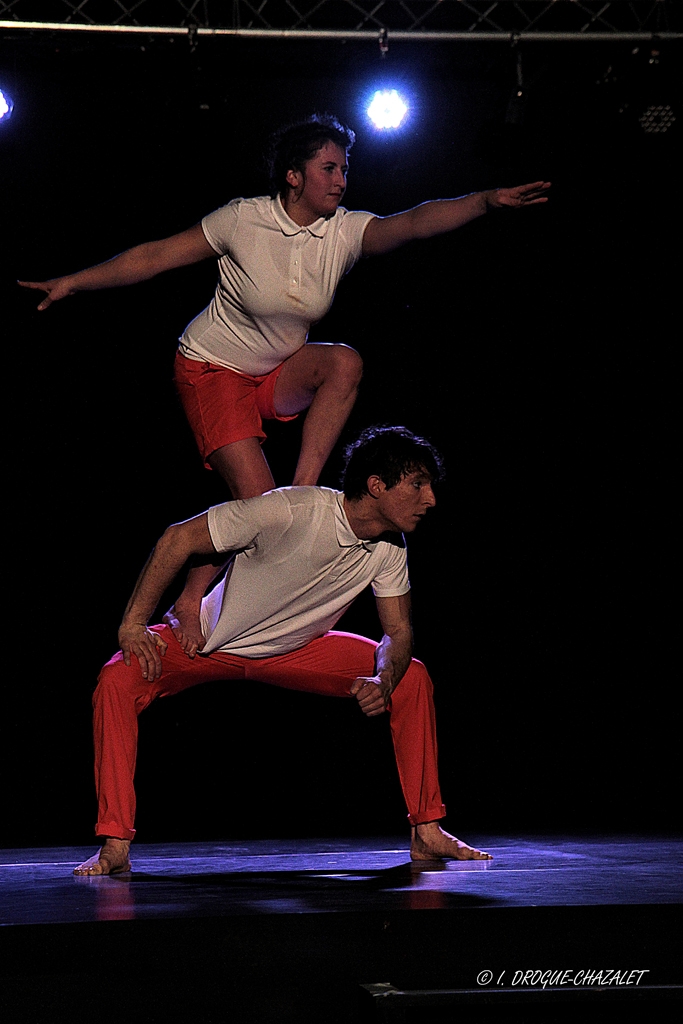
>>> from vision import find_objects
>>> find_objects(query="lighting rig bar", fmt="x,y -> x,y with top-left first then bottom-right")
1,1 -> 682,41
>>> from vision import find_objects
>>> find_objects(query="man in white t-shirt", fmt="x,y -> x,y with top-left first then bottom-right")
75,427 -> 492,875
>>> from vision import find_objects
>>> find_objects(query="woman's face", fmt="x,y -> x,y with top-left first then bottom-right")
284,141 -> 348,225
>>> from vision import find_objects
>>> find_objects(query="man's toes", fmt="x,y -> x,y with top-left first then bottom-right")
74,852 -> 107,875
455,842 -> 491,861
412,828 -> 494,862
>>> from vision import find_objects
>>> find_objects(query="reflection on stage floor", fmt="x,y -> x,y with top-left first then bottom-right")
2,834 -> 682,925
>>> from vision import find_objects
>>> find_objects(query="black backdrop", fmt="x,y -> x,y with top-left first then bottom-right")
2,30 -> 679,846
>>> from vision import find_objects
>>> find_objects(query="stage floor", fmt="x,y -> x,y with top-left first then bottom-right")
1,834 -> 682,925
2,835 -> 681,1022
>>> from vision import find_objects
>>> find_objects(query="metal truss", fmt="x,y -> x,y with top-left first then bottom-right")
1,2 -> 681,41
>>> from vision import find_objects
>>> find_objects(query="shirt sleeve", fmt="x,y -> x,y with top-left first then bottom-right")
337,209 -> 376,275
207,490 -> 293,554
370,540 -> 411,599
201,198 -> 242,255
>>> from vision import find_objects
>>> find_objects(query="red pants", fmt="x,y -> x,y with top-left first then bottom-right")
93,626 -> 446,841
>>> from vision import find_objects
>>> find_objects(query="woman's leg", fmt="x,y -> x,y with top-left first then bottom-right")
273,343 -> 363,486
207,436 -> 275,496
173,343 -> 362,492
167,438 -> 276,654
170,345 -> 361,651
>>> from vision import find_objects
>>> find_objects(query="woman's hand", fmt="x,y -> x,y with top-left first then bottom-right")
18,276 -> 78,311
18,223 -> 217,310
485,181 -> 551,209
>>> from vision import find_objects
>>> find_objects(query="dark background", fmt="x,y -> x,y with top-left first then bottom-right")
1,29 -> 679,846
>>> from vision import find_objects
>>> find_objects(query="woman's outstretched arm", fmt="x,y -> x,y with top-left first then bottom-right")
18,222 -> 217,310
361,181 -> 550,257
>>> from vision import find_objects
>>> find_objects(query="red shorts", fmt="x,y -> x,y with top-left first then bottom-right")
174,351 -> 298,469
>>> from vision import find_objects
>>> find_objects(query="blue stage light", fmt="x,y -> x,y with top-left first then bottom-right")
367,90 -> 408,130
0,88 -> 14,122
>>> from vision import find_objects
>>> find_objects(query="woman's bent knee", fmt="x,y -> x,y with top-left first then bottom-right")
331,344 -> 363,385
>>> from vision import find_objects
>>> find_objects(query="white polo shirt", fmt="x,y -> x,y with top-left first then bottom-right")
178,196 -> 375,376
199,487 -> 410,657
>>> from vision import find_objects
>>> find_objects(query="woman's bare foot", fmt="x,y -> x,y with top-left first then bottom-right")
163,602 -> 205,658
73,838 -> 132,875
410,821 -> 492,861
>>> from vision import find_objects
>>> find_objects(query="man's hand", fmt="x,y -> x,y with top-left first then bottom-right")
119,623 -> 168,682
485,181 -> 551,210
350,675 -> 392,717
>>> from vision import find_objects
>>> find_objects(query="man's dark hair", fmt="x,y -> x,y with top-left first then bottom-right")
342,426 -> 444,501
267,113 -> 356,198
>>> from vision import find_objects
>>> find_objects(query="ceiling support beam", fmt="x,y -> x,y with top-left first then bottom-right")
1,21 -> 681,41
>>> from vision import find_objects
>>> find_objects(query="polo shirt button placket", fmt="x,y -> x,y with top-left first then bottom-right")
290,235 -> 303,292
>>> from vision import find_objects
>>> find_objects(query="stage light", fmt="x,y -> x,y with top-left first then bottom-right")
638,104 -> 676,134
0,88 -> 14,122
367,90 -> 408,130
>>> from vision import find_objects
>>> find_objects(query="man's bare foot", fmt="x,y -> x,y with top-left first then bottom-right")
163,602 -> 205,658
74,838 -> 131,876
411,822 -> 492,861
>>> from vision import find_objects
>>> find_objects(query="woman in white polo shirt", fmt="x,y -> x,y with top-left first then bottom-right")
20,114 -> 548,648
20,113 -> 549,498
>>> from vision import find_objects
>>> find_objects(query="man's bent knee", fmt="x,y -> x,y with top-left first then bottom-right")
387,658 -> 434,709
93,656 -> 154,714
406,657 -> 432,688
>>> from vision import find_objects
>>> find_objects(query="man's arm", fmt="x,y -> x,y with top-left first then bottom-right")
361,181 -> 551,257
118,513 -> 216,681
18,223 -> 217,310
350,592 -> 414,717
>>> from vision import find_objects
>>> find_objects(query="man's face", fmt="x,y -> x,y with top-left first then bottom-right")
375,469 -> 437,534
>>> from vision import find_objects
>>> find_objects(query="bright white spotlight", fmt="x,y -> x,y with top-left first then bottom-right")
0,89 -> 14,122
367,90 -> 408,130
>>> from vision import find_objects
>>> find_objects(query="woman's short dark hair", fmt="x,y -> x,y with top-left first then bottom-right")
342,426 -> 444,501
267,113 -> 356,198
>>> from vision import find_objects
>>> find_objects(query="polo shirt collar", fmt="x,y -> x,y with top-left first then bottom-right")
272,195 -> 330,238
334,492 -> 373,550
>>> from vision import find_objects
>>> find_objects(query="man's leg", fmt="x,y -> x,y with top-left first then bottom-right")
75,626 -> 247,875
385,666 -> 490,860
248,632 -> 444,820
246,632 -> 490,859
273,343 -> 363,486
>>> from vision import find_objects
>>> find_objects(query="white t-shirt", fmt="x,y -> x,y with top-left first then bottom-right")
200,487 -> 410,657
178,196 -> 375,376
